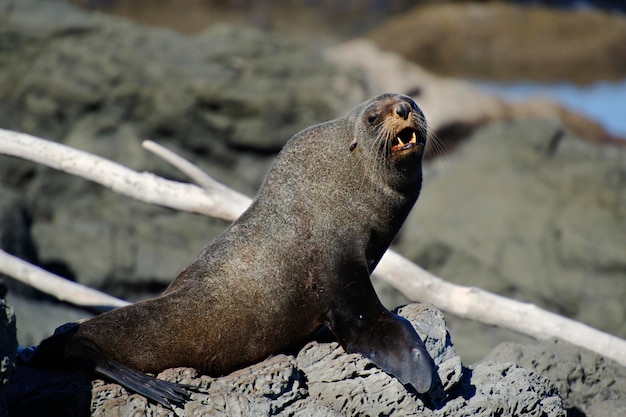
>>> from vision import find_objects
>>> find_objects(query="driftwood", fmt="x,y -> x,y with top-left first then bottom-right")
0,249 -> 128,309
1,127 -> 626,367
0,129 -> 250,221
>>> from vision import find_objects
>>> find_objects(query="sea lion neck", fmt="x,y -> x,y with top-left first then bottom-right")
249,95 -> 427,268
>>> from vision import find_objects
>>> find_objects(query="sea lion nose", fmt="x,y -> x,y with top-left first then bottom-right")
394,102 -> 411,120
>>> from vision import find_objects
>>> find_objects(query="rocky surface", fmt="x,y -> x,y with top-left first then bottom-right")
484,338 -> 626,417
367,2 -> 626,83
392,119 -> 626,361
0,289 -> 17,417
0,0 -> 367,345
8,303 -> 568,417
1,1 -> 626,415
325,39 -> 625,146
5,299 -> 626,416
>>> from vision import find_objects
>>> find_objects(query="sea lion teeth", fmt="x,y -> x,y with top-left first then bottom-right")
396,137 -> 406,146
410,131 -> 417,143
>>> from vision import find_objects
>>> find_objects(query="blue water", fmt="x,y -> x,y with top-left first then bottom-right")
475,79 -> 626,139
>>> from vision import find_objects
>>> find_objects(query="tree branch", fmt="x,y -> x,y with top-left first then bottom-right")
0,128 -> 250,222
1,128 -> 625,366
0,249 -> 128,309
374,251 -> 626,367
142,140 -> 238,195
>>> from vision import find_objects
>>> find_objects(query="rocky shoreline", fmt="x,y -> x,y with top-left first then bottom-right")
1,1 -> 626,416
4,298 -> 626,416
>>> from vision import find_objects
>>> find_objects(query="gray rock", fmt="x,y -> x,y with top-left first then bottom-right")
0,188 -> 41,299
0,296 -> 17,417
0,0 -> 367,344
4,293 -> 92,347
393,119 -> 626,361
483,338 -> 626,417
9,303 -> 567,416
586,400 -> 626,417
451,361 -> 564,417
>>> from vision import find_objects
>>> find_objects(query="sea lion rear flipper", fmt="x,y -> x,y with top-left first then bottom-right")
95,357 -> 190,409
28,323 -> 190,409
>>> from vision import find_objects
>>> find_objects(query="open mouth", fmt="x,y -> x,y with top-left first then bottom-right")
391,128 -> 421,153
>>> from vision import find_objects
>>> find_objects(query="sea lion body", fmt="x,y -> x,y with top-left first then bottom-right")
32,93 -> 434,406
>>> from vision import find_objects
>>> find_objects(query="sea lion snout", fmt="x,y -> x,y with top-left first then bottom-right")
393,101 -> 412,120
368,95 -> 426,155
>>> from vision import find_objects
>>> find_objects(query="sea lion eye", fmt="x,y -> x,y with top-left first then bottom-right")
367,114 -> 379,125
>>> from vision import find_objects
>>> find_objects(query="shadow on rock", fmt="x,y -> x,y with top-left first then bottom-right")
8,365 -> 92,417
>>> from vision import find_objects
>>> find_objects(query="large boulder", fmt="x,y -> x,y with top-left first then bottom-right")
366,2 -> 626,83
0,290 -> 17,417
0,0 -> 366,305
393,119 -> 626,360
8,304 -> 567,417
483,338 -> 626,417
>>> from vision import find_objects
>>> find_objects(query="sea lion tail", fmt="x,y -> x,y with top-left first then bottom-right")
21,321 -> 190,409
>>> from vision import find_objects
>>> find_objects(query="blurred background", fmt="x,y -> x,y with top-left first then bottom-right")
72,0 -> 626,137
0,0 -> 625,364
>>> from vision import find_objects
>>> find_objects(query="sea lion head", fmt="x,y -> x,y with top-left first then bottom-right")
349,93 -> 427,165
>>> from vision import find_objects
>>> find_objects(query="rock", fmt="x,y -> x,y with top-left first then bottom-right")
366,2 -> 626,83
0,0 -> 366,316
5,294 -> 92,347
483,338 -> 626,416
325,39 -> 625,146
8,303 -> 567,416
7,364 -> 93,417
0,293 -> 17,417
393,119 -> 626,361
444,361 -> 564,417
297,304 -> 463,413
0,189 -> 40,298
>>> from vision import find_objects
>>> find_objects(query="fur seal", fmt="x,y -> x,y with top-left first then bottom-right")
28,93 -> 434,407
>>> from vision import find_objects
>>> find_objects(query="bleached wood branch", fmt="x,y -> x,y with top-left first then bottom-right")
142,140 -> 234,193
0,249 -> 129,309
0,128 -> 250,222
374,251 -> 626,367
1,128 -> 626,367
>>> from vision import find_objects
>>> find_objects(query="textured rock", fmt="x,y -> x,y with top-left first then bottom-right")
393,119 -> 626,360
0,0 -> 366,321
9,304 -> 567,417
0,293 -> 17,417
483,338 -> 626,416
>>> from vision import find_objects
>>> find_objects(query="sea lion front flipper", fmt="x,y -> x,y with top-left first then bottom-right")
358,312 -> 434,394
95,356 -> 190,409
334,310 -> 434,393
328,272 -> 435,394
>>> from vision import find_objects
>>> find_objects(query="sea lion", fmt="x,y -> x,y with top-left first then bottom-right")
28,93 -> 435,408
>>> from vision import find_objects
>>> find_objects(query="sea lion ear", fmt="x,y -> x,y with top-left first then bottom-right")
349,140 -> 358,152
